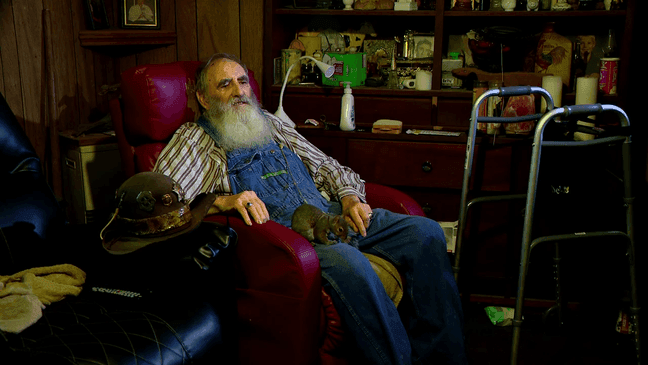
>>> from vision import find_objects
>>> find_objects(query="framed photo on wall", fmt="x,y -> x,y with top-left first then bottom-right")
412,34 -> 434,60
84,0 -> 110,30
120,0 -> 161,29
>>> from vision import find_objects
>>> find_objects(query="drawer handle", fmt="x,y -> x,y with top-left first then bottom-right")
65,158 -> 77,170
422,161 -> 432,173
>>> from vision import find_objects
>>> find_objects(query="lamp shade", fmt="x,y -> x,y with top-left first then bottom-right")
313,59 -> 335,78
275,56 -> 334,127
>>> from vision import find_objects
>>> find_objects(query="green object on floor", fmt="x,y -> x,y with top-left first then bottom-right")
484,306 -> 515,326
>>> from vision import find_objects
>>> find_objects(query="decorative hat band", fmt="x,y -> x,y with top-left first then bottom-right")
115,205 -> 194,236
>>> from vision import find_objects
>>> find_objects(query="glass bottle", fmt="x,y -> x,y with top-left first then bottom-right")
570,40 -> 586,93
602,29 -> 618,58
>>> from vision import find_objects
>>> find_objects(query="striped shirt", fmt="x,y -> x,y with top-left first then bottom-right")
153,111 -> 366,204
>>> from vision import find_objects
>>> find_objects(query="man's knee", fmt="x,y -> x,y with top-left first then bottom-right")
317,244 -> 378,286
405,216 -> 446,249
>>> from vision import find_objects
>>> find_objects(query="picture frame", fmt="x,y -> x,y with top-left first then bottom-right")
364,39 -> 396,67
84,0 -> 110,30
412,34 -> 435,60
120,0 -> 161,29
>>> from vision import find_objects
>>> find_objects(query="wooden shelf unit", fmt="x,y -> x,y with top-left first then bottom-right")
263,2 -> 635,129
262,2 -> 638,297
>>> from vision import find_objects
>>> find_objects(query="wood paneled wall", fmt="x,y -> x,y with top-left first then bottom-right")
0,0 -> 263,198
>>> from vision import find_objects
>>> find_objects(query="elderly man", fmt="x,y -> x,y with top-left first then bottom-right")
153,53 -> 467,365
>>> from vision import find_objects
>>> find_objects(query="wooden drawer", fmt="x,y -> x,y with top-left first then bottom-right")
346,140 -> 514,191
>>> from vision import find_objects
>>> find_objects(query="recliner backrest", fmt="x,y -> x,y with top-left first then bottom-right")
112,61 -> 261,177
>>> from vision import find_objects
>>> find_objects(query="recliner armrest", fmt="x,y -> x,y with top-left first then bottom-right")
365,182 -> 426,217
205,216 -> 321,296
204,215 -> 322,365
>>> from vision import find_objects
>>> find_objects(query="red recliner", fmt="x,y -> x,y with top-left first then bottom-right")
109,61 -> 425,365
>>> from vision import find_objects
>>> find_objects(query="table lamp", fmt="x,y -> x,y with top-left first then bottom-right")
275,55 -> 335,127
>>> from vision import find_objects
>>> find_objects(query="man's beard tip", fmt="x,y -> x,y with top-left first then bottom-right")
204,95 -> 272,151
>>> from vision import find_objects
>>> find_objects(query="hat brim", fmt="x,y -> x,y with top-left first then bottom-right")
102,192 -> 216,255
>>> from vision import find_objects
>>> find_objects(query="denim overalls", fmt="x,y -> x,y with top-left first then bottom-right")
226,141 -> 333,227
199,118 -> 466,365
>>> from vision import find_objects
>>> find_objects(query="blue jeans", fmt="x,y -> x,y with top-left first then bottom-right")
317,207 -> 466,365
224,142 -> 466,365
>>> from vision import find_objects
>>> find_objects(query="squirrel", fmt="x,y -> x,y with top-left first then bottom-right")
291,203 -> 350,246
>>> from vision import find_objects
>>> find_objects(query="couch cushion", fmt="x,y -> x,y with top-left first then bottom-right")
1,293 -> 225,365
0,92 -> 41,177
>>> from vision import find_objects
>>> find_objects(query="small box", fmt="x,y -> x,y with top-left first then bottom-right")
439,220 -> 459,253
442,71 -> 462,88
442,58 -> 463,72
322,52 -> 367,87
372,119 -> 402,134
394,1 -> 418,10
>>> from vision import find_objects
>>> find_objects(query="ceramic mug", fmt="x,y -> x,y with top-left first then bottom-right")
402,79 -> 416,89
415,70 -> 432,90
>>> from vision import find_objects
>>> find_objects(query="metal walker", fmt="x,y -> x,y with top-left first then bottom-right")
454,85 -> 555,285
455,86 -> 641,364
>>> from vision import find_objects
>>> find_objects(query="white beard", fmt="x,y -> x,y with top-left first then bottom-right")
204,95 -> 273,151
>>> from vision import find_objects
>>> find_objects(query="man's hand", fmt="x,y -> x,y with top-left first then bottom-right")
208,191 -> 269,226
341,195 -> 372,237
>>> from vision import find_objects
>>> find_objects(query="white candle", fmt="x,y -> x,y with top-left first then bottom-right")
574,76 -> 598,141
575,76 -> 598,105
541,75 -> 563,112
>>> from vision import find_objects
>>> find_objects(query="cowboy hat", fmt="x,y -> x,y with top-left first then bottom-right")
100,171 -> 215,255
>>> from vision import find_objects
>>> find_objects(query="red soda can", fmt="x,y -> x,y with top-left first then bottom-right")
599,57 -> 619,95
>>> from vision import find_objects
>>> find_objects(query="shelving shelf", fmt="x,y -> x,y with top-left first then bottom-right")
269,84 -> 619,103
274,9 -> 437,16
274,8 -> 625,17
443,9 -> 626,16
265,0 -> 634,128
264,0 -> 638,302
78,30 -> 177,47
271,84 -> 472,97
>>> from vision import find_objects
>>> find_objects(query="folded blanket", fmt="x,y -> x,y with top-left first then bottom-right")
0,264 -> 86,333
0,282 -> 44,333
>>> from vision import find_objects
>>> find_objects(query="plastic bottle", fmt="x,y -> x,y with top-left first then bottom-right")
340,82 -> 355,131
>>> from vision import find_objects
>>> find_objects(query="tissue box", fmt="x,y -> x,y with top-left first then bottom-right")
372,119 -> 402,134
442,58 -> 463,72
322,53 -> 367,87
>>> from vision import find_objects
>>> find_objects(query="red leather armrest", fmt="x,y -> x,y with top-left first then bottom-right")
204,215 -> 322,365
365,182 -> 425,217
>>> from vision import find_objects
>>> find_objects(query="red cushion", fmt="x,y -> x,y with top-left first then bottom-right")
133,143 -> 166,173
121,62 -> 200,146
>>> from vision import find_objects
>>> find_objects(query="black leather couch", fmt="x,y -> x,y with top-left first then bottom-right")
1,92 -> 234,364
